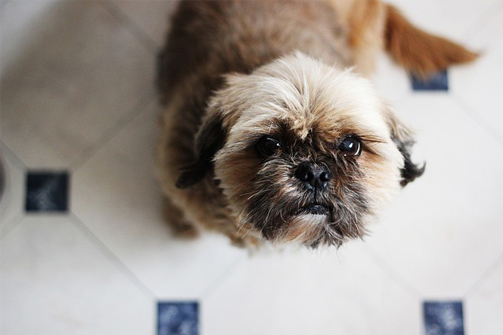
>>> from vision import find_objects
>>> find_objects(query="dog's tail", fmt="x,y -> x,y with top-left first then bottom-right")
384,4 -> 478,77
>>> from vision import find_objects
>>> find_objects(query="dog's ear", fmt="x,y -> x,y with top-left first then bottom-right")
384,107 -> 425,186
176,110 -> 226,189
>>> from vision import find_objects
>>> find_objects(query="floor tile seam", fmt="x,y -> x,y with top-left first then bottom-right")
0,212 -> 25,241
461,0 -> 503,44
463,248 -> 503,299
362,244 -> 423,301
199,253 -> 247,300
0,141 -> 27,171
100,0 -> 158,54
70,91 -> 156,171
449,94 -> 503,149
68,211 -> 157,300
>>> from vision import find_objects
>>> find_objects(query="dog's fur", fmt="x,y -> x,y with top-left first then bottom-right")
156,0 -> 477,247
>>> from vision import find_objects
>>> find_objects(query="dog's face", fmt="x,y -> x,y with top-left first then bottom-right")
177,53 -> 424,247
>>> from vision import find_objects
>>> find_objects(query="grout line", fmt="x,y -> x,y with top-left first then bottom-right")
199,253 -> 246,299
68,212 -> 157,300
0,141 -> 28,171
0,213 -> 25,241
0,142 -> 27,241
463,249 -> 503,299
69,91 -> 157,171
461,0 -> 503,44
362,244 -> 423,301
101,0 -> 158,54
450,94 -> 503,149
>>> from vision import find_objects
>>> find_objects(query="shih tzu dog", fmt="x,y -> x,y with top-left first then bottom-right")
156,0 -> 477,248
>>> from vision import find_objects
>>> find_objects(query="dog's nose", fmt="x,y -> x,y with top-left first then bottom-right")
295,162 -> 330,190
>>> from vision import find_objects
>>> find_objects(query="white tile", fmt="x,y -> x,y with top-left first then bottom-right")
366,94 -> 503,297
0,143 -> 25,235
108,0 -> 180,49
465,255 -> 503,335
203,244 -> 421,335
0,216 -> 154,335
72,102 -> 246,298
372,52 -> 410,104
0,1 -> 155,169
0,0 -> 59,77
451,6 -> 503,141
462,0 -> 503,51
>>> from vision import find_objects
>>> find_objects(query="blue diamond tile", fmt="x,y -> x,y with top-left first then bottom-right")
412,70 -> 449,91
158,302 -> 198,335
25,171 -> 69,212
424,301 -> 464,335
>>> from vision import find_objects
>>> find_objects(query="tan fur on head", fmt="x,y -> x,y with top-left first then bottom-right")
206,53 -> 407,247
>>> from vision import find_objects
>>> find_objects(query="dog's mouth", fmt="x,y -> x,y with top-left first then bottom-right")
298,203 -> 330,216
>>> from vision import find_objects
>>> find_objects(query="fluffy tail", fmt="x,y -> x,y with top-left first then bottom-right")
384,4 -> 478,77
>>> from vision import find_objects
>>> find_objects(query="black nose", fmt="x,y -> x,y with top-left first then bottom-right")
295,163 -> 330,190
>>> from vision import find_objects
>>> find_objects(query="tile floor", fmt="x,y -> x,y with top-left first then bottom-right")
1,0 -> 502,334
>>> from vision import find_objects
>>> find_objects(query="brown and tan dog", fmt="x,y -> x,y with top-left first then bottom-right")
156,0 -> 477,248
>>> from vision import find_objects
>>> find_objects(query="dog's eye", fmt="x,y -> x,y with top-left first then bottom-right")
338,136 -> 362,156
255,136 -> 282,157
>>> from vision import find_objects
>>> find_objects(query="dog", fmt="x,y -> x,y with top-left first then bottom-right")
156,0 -> 477,248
